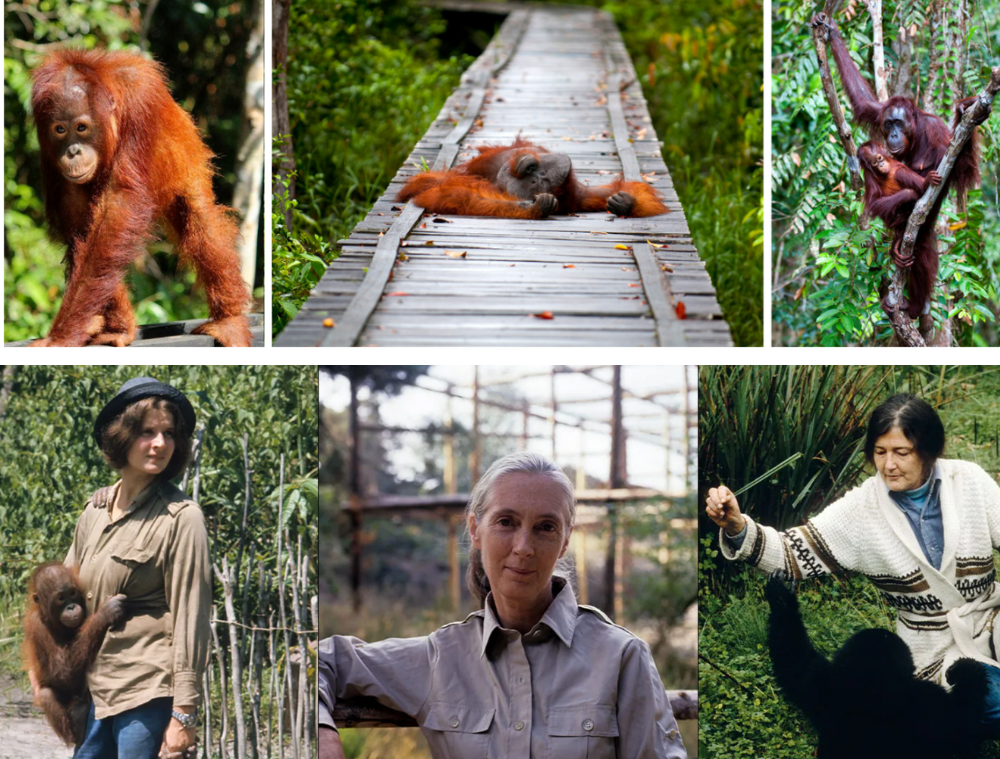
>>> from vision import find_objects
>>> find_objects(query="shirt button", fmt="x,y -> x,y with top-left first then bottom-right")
449,717 -> 460,729
514,721 -> 524,731
668,728 -> 679,739
87,591 -> 93,599
582,719 -> 594,731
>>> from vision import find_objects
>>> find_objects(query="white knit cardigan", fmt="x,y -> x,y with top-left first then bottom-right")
721,459 -> 1000,683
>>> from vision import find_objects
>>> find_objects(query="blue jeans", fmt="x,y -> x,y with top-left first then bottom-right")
74,697 -> 172,759
982,662 -> 1000,738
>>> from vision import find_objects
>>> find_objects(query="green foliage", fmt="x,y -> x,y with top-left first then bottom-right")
272,0 -> 472,335
772,0 -> 1000,345
272,155 -> 330,327
4,1 -> 258,342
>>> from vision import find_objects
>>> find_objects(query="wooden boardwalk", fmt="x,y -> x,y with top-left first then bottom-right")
277,4 -> 732,347
6,314 -> 265,347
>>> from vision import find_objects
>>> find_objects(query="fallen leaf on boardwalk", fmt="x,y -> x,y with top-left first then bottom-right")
323,318 -> 335,328
614,244 -> 630,250
621,267 -> 636,272
445,250 -> 468,258
661,264 -> 673,272
589,230 -> 609,235
561,136 -> 573,141
647,239 -> 665,249
391,206 -> 403,212
508,263 -> 516,267
531,311 -> 555,319
421,223 -> 427,228
387,291 -> 409,297
398,252 -> 409,261
563,264 -> 575,268
636,128 -> 647,139
424,241 -> 435,246
432,217 -> 453,224
676,302 -> 687,319
628,283 -> 641,288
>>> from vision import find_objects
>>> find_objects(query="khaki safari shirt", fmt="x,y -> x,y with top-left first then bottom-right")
65,478 -> 211,720
319,580 -> 687,758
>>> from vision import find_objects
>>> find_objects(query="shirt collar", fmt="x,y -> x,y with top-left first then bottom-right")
479,577 -> 579,658
107,477 -> 164,520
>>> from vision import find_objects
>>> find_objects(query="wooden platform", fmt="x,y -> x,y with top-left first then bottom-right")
276,4 -> 731,347
6,313 -> 265,347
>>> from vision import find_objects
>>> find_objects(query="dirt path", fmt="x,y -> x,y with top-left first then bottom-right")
0,672 -> 72,759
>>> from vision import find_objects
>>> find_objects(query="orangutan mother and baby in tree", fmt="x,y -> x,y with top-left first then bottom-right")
812,14 -> 990,320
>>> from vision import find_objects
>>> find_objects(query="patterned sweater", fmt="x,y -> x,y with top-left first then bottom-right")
721,459 -> 1000,684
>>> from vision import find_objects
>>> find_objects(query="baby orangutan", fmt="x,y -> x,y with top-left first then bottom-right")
23,563 -> 126,745
858,140 -> 942,318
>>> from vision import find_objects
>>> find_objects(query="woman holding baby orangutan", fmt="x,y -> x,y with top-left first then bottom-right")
33,378 -> 212,759
319,451 -> 687,758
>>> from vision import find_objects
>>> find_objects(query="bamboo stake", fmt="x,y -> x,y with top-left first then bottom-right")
202,669 -> 213,759
250,561 -> 266,759
210,607 -> 230,759
215,558 -> 248,758
267,611 -> 277,759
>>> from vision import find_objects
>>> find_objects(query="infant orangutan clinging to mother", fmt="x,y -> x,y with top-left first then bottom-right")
397,136 -> 668,219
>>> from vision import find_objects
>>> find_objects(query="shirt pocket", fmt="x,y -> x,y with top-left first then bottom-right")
546,704 -> 619,759
110,545 -> 159,598
423,701 -> 494,759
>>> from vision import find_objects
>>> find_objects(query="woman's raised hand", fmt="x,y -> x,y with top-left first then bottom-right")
705,485 -> 747,536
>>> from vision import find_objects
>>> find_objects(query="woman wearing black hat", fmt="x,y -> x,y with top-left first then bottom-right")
59,377 -> 211,759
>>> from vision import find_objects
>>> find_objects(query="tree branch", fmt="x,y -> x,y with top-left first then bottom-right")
864,0 -> 888,100
885,66 -> 1000,345
812,13 -> 863,192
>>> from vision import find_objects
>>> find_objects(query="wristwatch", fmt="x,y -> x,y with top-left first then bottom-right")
171,709 -> 198,729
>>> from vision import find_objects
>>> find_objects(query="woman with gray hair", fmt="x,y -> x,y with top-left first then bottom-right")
319,450 -> 687,759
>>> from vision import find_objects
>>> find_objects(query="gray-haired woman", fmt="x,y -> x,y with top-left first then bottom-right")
319,451 -> 687,759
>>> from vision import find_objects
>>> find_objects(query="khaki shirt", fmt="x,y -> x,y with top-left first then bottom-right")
65,479 -> 211,719
319,582 -> 687,758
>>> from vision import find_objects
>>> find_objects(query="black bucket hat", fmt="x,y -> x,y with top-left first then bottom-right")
93,377 -> 196,446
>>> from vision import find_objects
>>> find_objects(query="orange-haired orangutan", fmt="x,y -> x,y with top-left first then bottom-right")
397,137 -> 668,219
857,140 -> 941,318
29,49 -> 251,347
812,13 -> 990,319
23,563 -> 126,745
